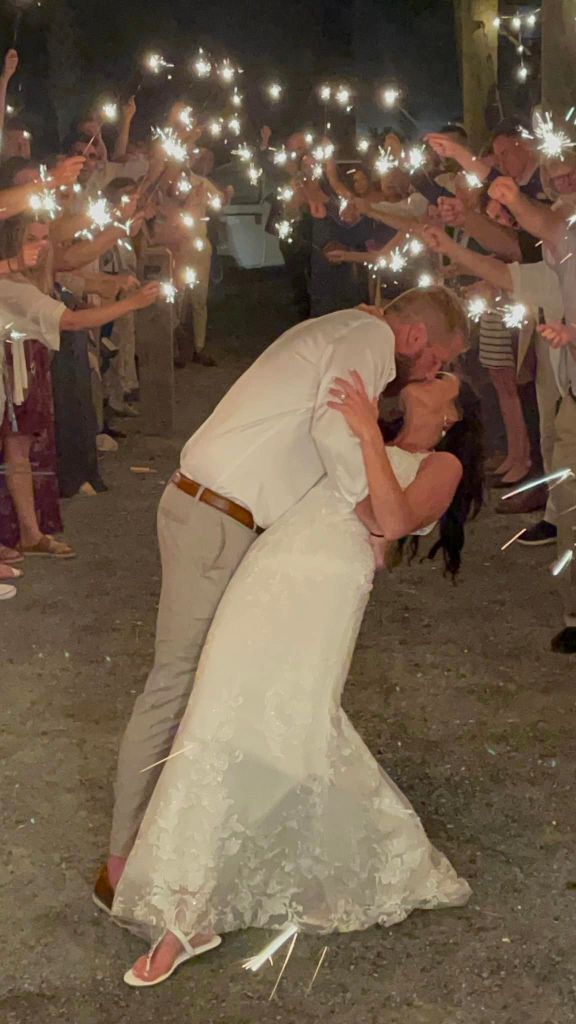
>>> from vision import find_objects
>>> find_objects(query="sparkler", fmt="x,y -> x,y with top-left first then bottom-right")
276,219 -> 294,241
516,65 -> 529,83
86,194 -> 113,231
243,923 -> 299,973
160,280 -> 177,304
357,139 -> 370,154
335,85 -> 351,108
268,931 -> 298,1002
247,165 -> 262,186
209,194 -> 223,211
551,549 -> 573,577
388,248 -> 408,274
382,86 -> 400,108
405,144 -> 427,173
183,266 -> 198,287
511,15 -> 521,31
305,946 -> 329,996
277,185 -> 294,202
230,89 -> 243,107
181,213 -> 196,229
272,147 -> 288,166
208,119 -> 223,138
407,236 -> 423,257
29,166 -> 60,220
101,102 -> 118,123
193,237 -> 205,252
500,302 -> 528,329
176,174 -> 192,196
464,172 -> 483,189
532,112 -> 575,161
234,143 -> 253,162
500,528 -> 527,551
267,82 -> 283,102
193,51 -> 212,78
374,146 -> 397,176
154,126 -> 188,163
312,142 -> 334,161
218,59 -> 236,84
318,84 -> 331,103
467,296 -> 489,322
227,116 -> 241,136
178,106 -> 194,130
145,53 -> 174,75
417,272 -> 434,288
502,468 -> 574,501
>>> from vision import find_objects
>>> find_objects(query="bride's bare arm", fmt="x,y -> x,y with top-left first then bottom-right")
328,371 -> 461,539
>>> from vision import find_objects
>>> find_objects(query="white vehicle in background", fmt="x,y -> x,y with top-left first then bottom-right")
211,162 -> 285,270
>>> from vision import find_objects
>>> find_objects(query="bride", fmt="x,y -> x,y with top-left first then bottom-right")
112,370 -> 484,986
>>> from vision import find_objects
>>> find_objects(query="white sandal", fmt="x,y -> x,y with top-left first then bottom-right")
0,583 -> 16,600
123,929 -> 222,988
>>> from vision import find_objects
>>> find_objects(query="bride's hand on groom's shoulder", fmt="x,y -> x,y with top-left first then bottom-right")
328,370 -> 380,442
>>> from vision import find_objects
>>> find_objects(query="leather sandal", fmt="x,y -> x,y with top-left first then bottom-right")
19,535 -> 76,559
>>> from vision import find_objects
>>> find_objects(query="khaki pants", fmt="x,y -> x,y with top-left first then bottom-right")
551,394 -> 576,628
110,483 -> 256,857
104,312 -> 138,410
535,336 -> 561,524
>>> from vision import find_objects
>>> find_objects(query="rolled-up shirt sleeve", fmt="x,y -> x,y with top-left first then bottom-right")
311,318 -> 396,505
0,279 -> 65,351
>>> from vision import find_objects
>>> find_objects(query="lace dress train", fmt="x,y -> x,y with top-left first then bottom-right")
113,451 -> 470,944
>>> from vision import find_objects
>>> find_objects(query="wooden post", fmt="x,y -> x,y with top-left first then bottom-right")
541,0 -> 576,118
454,0 -> 499,149
136,246 -> 175,436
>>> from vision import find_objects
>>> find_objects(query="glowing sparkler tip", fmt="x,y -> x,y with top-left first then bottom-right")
267,82 -> 282,101
375,146 -> 397,176
319,84 -> 331,103
500,302 -> 528,329
276,219 -> 293,241
516,65 -> 529,83
335,85 -> 351,107
406,145 -> 427,173
160,280 -> 177,304
101,102 -> 118,122
153,126 -> 188,163
146,53 -> 173,74
533,112 -> 575,160
467,296 -> 489,322
183,266 -> 198,287
417,273 -> 434,288
357,139 -> 370,154
382,86 -> 400,108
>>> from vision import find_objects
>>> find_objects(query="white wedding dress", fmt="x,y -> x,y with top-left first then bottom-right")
112,447 -> 470,944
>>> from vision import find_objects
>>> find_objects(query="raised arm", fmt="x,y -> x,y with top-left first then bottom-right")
0,49 -> 18,143
421,224 -> 513,292
113,96 -> 136,161
54,225 -> 127,272
425,133 -> 492,180
0,156 -> 85,220
329,371 -> 461,538
488,176 -> 566,247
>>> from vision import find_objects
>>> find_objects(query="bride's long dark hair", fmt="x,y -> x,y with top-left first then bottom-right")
381,380 -> 485,577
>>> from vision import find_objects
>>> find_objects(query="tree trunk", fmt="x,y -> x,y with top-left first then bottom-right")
454,0 -> 499,149
541,0 -> 576,117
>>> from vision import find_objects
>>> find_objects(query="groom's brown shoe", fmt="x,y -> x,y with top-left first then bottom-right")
93,864 -> 115,915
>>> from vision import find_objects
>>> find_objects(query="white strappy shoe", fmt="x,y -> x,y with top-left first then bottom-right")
123,930 -> 222,988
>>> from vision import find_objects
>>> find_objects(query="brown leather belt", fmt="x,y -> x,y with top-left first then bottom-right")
172,471 -> 264,534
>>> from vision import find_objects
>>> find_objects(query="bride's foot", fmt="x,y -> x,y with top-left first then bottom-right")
126,931 -> 221,987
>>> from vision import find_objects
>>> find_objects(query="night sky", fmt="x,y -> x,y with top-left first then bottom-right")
1,0 -> 461,147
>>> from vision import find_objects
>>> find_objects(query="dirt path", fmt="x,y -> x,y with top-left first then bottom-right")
1,272 -> 574,1024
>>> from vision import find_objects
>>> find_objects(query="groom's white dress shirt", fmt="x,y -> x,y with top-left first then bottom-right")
181,309 -> 397,528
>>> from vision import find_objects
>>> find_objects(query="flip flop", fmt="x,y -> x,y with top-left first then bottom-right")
19,535 -> 76,559
123,930 -> 222,988
0,545 -> 23,564
0,583 -> 16,600
0,564 -> 23,580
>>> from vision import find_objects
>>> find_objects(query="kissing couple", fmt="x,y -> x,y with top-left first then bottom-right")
94,286 -> 484,985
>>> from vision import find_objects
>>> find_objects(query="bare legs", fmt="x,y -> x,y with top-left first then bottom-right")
3,434 -> 43,547
488,368 -> 531,484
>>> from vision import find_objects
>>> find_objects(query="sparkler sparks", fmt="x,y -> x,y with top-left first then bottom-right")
267,82 -> 283,102
86,194 -> 113,231
516,65 -> 529,83
193,51 -> 212,78
464,172 -> 483,189
277,185 -> 294,202
154,126 -> 188,163
502,468 -> 574,501
417,273 -> 434,288
193,237 -> 205,251
532,112 -> 575,161
145,53 -> 173,75
272,147 -> 288,166
181,213 -> 196,229
227,116 -> 241,136
407,237 -> 424,257
405,144 -> 427,172
218,59 -> 236,84
335,85 -> 351,107
160,280 -> 177,304
178,106 -> 194,130
318,84 -> 331,103
176,174 -> 192,195
276,219 -> 294,241
247,165 -> 262,186
231,89 -> 243,107
551,549 -> 573,577
101,102 -> 118,122
183,266 -> 198,287
209,194 -> 223,211
234,143 -> 253,162
374,146 -> 397,176
388,247 -> 408,274
467,296 -> 489,322
382,86 -> 400,108
500,302 -> 528,329
357,138 -> 370,154
208,119 -> 223,138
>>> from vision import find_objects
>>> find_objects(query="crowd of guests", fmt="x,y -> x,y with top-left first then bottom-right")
0,51 -> 230,599
0,42 -> 574,656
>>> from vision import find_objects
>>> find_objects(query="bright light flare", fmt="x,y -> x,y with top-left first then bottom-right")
154,126 -> 188,163
193,52 -> 212,78
405,145 -> 427,172
86,194 -> 113,231
533,112 -> 575,160
267,82 -> 282,102
146,53 -> 173,75
101,102 -> 118,122
467,296 -> 489,322
417,273 -> 434,288
276,219 -> 293,241
374,146 -> 397,176
500,302 -> 528,329
382,86 -> 400,108
160,280 -> 177,303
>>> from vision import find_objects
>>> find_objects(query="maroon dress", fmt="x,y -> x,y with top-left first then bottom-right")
0,339 -> 63,548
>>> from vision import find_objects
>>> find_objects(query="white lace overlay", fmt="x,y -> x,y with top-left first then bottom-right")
113,447 -> 470,942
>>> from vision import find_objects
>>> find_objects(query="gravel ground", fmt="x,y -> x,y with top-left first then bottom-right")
1,270 -> 575,1024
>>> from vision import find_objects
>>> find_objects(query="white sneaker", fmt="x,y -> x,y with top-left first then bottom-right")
96,433 -> 119,453
0,583 -> 16,600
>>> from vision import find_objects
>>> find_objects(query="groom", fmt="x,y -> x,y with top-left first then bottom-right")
94,286 -> 467,909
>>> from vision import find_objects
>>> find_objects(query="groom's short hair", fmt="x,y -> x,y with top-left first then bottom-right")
383,285 -> 469,347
